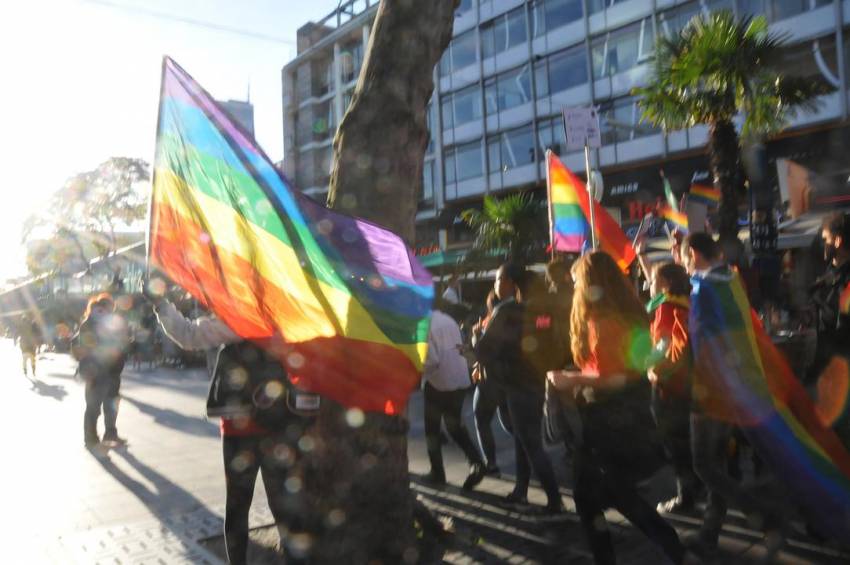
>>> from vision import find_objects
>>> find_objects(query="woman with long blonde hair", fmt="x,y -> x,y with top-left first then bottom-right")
549,251 -> 686,564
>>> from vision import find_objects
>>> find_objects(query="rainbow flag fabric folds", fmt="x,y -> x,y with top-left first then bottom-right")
690,268 -> 850,542
546,151 -> 636,270
148,57 -> 433,414
658,204 -> 689,234
689,183 -> 721,207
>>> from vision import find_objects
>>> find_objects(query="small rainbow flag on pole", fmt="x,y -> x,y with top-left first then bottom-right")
546,151 -> 636,270
691,268 -> 850,543
689,183 -> 721,207
148,57 -> 433,414
658,204 -> 689,234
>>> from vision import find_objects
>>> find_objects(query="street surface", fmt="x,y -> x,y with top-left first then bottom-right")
0,338 -> 845,564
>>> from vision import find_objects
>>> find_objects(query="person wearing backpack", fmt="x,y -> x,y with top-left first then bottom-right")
149,293 -> 318,565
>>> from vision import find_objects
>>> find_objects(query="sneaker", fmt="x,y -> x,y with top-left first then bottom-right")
537,501 -> 569,522
421,471 -> 446,486
462,464 -> 486,491
484,464 -> 501,477
503,491 -> 529,506
657,495 -> 696,514
102,435 -> 128,447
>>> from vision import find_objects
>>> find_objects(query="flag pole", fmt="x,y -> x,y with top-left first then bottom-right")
545,150 -> 555,261
585,143 -> 597,250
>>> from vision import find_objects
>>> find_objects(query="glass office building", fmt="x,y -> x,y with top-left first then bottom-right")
282,0 -> 850,250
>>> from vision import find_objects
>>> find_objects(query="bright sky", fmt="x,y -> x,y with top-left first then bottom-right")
0,0 -> 342,285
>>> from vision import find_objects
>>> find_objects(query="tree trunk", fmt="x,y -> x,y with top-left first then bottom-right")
306,1 -> 456,563
708,119 -> 742,247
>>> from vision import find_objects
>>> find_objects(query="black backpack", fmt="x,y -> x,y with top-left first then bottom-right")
206,341 -> 320,429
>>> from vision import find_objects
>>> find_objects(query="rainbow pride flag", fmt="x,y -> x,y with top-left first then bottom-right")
148,57 -> 433,414
690,268 -> 850,542
658,204 -> 689,233
546,151 -> 636,270
689,183 -> 721,207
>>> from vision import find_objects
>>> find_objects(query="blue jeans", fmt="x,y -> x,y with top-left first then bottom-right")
473,378 -> 506,467
504,385 -> 561,507
84,377 -> 120,443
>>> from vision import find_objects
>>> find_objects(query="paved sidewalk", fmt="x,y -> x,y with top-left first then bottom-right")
1,338 -> 846,564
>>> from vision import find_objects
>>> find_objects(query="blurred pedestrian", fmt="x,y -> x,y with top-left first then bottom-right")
475,263 -> 564,514
470,289 -> 508,475
421,298 -> 486,489
17,316 -> 39,378
683,232 -> 786,557
148,284 -> 317,565
72,293 -> 129,449
645,261 -> 701,513
548,251 -> 683,565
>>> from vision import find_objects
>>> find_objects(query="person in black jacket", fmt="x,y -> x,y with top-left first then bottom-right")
151,294 -> 318,565
72,293 -> 130,449
475,263 -> 564,514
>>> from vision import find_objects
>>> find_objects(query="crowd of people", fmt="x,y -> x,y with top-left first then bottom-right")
10,211 -> 849,564
419,211 -> 850,563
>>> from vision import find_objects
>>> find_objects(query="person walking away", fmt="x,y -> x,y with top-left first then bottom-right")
18,317 -> 38,377
72,293 -> 129,448
421,299 -> 487,489
811,213 -> 850,444
470,289 -> 508,475
645,261 -> 702,513
548,251 -> 685,565
682,232 -> 787,558
475,264 -> 564,514
149,290 -> 317,565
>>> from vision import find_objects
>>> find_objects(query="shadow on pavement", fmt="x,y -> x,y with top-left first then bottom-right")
27,378 -> 68,401
91,447 -> 220,523
121,395 -> 218,438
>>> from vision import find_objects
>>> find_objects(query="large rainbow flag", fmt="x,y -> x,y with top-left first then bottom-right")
148,57 -> 433,414
690,267 -> 850,542
546,151 -> 636,271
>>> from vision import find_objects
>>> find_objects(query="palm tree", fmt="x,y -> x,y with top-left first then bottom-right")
460,192 -> 547,265
634,11 -> 829,245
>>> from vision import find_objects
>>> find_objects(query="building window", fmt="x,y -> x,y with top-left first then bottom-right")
453,84 -> 483,126
488,124 -> 536,173
444,149 -> 457,183
451,30 -> 478,74
739,0 -> 829,23
481,7 -> 527,59
537,116 -> 568,157
485,64 -> 533,114
657,0 -> 733,39
586,0 -> 631,15
340,40 -> 364,83
314,146 -> 333,186
456,0 -> 474,16
312,58 -> 333,97
487,137 -> 502,173
441,97 -> 454,129
532,0 -> 583,36
312,100 -> 335,141
781,35 -> 839,87
445,140 -> 483,182
598,96 -> 659,144
534,59 -> 550,97
422,160 -> 435,202
548,46 -> 588,93
591,18 -> 653,79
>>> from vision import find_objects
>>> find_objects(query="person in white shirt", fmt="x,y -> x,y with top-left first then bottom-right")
422,300 -> 486,490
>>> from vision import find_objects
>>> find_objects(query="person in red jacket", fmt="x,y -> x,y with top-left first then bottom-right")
646,261 -> 701,513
